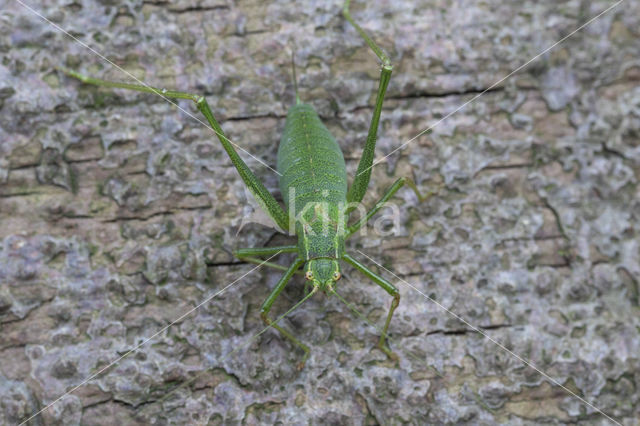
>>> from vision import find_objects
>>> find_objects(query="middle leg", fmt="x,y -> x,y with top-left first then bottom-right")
234,245 -> 302,274
347,177 -> 437,236
234,245 -> 297,257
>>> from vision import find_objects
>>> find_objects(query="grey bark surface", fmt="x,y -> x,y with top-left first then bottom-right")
1,0 -> 639,424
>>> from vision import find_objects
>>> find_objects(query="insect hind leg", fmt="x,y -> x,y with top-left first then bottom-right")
343,0 -> 393,205
60,67 -> 291,232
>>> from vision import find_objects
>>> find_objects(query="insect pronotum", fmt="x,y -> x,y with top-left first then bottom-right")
62,0 -> 431,369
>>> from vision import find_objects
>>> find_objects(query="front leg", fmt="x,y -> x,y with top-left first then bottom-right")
259,258 -> 313,369
343,253 -> 399,361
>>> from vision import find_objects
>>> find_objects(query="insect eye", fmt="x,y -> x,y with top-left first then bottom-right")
305,271 -> 314,280
333,272 -> 341,281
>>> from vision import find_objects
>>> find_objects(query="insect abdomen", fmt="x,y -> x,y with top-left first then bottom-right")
277,103 -> 348,215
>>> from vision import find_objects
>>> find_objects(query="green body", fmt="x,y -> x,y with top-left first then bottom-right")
278,104 -> 347,265
62,0 -> 433,369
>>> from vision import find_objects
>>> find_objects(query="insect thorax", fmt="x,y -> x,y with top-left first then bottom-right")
295,202 -> 346,261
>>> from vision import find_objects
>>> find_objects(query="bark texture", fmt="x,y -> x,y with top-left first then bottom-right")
1,0 -> 639,424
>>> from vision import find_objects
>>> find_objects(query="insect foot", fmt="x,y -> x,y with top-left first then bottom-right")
379,343 -> 400,362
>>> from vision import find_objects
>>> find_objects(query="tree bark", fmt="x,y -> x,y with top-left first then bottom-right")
1,0 -> 638,424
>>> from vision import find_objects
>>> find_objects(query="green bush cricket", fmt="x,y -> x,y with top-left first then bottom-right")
60,0 -> 432,369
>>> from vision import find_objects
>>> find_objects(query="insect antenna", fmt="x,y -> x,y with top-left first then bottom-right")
290,46 -> 301,105
150,286 -> 319,409
329,285 -> 390,341
329,279 -> 443,378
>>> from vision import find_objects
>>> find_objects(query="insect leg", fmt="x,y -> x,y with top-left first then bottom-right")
347,177 -> 436,236
234,245 -> 297,257
343,0 -> 393,205
238,257 -> 304,273
342,253 -> 399,361
260,258 -> 313,369
60,68 -> 290,232
234,245 -> 303,273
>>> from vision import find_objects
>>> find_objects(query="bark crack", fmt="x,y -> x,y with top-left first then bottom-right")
387,85 -> 505,101
141,1 -> 229,14
427,323 -> 513,336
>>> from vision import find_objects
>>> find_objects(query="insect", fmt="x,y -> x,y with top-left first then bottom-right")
62,0 -> 429,369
